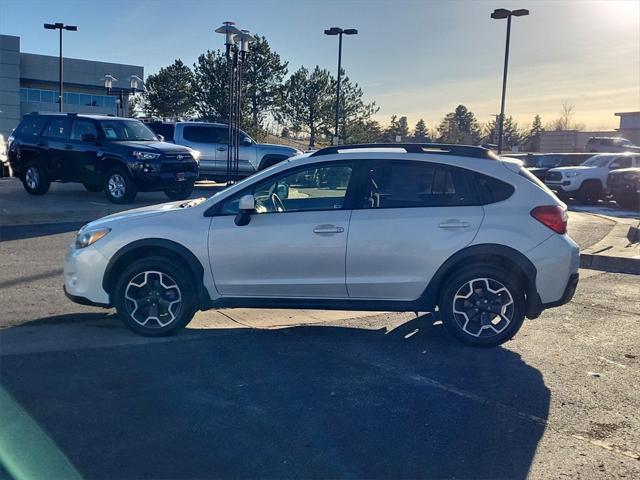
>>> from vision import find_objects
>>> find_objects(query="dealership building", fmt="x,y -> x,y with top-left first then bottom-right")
0,34 -> 144,138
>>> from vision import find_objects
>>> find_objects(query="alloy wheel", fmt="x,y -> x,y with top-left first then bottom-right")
108,173 -> 126,199
452,277 -> 515,338
25,166 -> 39,190
124,271 -> 182,328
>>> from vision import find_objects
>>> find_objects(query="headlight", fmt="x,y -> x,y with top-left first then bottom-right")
565,172 -> 581,177
623,173 -> 639,180
75,228 -> 111,249
189,149 -> 201,162
132,151 -> 161,160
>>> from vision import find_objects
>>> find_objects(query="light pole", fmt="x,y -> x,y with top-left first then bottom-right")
491,8 -> 528,154
104,75 -> 144,117
44,22 -> 77,112
324,27 -> 357,145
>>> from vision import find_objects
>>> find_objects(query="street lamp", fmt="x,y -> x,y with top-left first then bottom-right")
324,27 -> 358,145
491,8 -> 529,154
43,22 -> 77,112
104,74 -> 144,117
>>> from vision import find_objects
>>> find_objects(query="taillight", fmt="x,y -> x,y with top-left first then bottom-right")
530,205 -> 567,234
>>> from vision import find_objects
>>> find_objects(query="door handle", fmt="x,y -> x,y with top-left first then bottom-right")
313,225 -> 345,235
64,144 -> 73,150
216,147 -> 227,152
438,220 -> 470,229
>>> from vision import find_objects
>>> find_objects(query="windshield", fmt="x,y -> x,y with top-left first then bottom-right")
582,155 -> 613,167
99,120 -> 158,141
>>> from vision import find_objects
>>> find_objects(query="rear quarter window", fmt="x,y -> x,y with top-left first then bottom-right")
16,116 -> 48,137
473,172 -> 515,204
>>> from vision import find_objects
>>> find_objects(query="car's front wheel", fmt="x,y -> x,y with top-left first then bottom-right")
164,183 -> 194,201
114,256 -> 197,336
104,167 -> 137,204
439,265 -> 526,348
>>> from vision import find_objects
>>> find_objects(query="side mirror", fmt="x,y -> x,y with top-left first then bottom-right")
235,194 -> 255,226
610,163 -> 621,170
81,133 -> 97,143
157,134 -> 165,142
242,137 -> 253,146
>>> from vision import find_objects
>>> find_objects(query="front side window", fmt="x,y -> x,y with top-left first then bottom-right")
99,120 -> 157,141
70,120 -> 98,140
221,163 -> 353,214
43,118 -> 70,139
583,155 -> 613,167
612,157 -> 633,169
183,126 -> 217,143
358,161 -> 476,208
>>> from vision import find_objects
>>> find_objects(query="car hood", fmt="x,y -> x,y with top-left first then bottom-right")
257,143 -> 302,155
83,200 -> 198,230
112,141 -> 191,154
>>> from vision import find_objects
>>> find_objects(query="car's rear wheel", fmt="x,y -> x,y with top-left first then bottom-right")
439,265 -> 526,348
22,161 -> 51,195
576,180 -> 602,204
104,167 -> 137,204
164,183 -> 194,201
114,256 -> 197,336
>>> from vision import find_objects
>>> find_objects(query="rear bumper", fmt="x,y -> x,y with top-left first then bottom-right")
542,272 -> 579,309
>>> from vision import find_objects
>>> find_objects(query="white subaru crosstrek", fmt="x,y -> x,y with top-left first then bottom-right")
64,143 -> 580,347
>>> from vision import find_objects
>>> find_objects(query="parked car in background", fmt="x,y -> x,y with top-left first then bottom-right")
147,121 -> 302,182
545,152 -> 640,203
505,153 -> 594,180
607,167 -> 640,210
8,113 -> 199,204
585,137 -> 639,153
64,143 -> 579,348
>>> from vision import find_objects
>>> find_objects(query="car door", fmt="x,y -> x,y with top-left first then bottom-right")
41,116 -> 72,179
213,126 -> 257,176
68,118 -> 100,183
208,161 -> 355,298
180,125 -> 219,175
346,159 -> 484,300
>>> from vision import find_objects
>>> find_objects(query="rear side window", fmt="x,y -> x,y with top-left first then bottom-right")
358,161 -> 478,208
70,119 -> 98,140
183,126 -> 218,143
43,117 -> 71,139
16,116 -> 48,137
474,172 -> 515,204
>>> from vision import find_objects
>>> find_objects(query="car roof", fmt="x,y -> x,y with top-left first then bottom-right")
25,112 -> 130,121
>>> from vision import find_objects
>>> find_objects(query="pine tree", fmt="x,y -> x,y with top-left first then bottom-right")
436,105 -> 481,144
144,59 -> 195,118
412,119 -> 430,142
526,114 -> 544,152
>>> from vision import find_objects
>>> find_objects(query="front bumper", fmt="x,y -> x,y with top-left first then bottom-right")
544,180 -> 580,194
608,181 -> 640,198
64,244 -> 111,306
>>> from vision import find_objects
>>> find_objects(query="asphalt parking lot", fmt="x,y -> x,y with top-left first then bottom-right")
1,181 -> 639,479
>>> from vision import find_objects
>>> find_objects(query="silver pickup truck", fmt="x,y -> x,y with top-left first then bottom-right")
147,121 -> 302,181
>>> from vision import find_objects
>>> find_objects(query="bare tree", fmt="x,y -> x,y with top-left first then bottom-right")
550,100 -> 584,131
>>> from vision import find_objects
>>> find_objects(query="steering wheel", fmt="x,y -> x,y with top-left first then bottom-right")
271,193 -> 285,212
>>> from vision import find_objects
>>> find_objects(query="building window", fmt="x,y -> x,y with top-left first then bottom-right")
20,88 -> 28,101
40,90 -> 55,103
104,96 -> 116,108
79,94 -> 92,106
91,96 -> 104,107
27,89 -> 40,102
65,93 -> 79,105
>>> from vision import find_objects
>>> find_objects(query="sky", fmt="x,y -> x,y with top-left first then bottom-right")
1,0 -> 639,131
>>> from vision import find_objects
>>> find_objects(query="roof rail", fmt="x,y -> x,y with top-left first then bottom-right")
67,112 -> 78,116
309,143 -> 495,159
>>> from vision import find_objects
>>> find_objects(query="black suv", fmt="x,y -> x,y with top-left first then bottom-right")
7,113 -> 199,204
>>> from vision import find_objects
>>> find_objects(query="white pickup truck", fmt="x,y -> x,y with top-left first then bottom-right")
148,121 -> 302,181
544,152 -> 640,202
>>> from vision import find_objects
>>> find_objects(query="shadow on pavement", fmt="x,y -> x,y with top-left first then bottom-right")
0,315 -> 549,479
0,221 -> 84,242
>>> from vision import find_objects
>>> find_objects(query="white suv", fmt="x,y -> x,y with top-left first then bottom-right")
64,143 -> 580,347
545,153 -> 639,203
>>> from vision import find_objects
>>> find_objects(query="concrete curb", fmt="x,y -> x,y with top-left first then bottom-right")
579,221 -> 640,275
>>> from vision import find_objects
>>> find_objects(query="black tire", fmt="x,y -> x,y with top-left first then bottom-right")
615,194 -> 639,211
576,180 -> 602,204
103,166 -> 137,204
439,265 -> 526,348
113,256 -> 198,336
164,182 -> 194,201
22,161 -> 51,195
258,155 -> 287,170
83,182 -> 103,192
